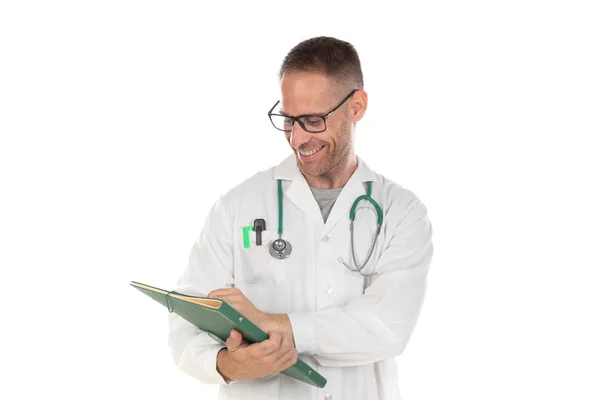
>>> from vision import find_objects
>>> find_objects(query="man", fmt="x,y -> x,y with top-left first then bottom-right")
168,36 -> 434,400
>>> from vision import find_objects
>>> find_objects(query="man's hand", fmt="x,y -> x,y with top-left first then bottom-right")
208,287 -> 296,346
208,287 -> 267,327
217,329 -> 298,381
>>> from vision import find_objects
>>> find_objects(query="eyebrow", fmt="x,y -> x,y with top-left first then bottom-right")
278,109 -> 325,118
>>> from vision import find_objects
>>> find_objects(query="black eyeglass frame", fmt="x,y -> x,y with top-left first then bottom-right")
267,89 -> 359,133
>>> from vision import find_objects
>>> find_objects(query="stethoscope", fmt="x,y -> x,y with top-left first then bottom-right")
269,179 -> 383,277
269,179 -> 293,260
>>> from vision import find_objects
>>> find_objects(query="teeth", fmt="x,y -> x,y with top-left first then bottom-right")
299,145 -> 324,156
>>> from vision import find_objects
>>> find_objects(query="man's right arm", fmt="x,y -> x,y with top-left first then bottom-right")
167,196 -> 236,385
168,194 -> 298,385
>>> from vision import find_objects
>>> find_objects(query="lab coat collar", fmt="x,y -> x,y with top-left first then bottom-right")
273,153 -> 379,184
273,153 -> 380,229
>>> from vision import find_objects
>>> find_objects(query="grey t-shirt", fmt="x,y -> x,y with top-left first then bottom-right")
310,186 -> 343,223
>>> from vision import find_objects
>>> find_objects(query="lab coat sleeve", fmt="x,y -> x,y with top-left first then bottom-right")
167,196 -> 236,385
288,195 -> 434,367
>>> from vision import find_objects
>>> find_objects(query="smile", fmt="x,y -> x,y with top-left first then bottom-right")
298,145 -> 325,157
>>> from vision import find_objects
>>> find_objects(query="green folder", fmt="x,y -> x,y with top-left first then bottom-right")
130,281 -> 327,388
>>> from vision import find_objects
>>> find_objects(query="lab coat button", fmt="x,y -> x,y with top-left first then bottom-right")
324,394 -> 332,400
324,285 -> 332,295
320,234 -> 329,242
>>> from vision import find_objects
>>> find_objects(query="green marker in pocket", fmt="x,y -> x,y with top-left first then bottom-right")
242,226 -> 254,248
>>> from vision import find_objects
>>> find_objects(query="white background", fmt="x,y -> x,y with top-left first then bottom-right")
1,1 -> 599,399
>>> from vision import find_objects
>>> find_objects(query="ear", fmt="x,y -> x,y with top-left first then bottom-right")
350,90 -> 368,122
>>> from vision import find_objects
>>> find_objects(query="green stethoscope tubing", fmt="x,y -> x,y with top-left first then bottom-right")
276,179 -> 383,275
278,179 -> 284,236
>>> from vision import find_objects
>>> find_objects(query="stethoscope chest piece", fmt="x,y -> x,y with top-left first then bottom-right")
269,238 -> 292,260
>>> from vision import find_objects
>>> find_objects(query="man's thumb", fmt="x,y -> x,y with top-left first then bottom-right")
226,329 -> 243,351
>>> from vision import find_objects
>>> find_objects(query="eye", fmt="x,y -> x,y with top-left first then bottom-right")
304,117 -> 322,126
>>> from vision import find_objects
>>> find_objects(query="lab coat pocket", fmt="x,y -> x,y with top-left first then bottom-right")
239,230 -> 285,286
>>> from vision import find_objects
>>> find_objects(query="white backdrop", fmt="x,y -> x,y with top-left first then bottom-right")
1,1 -> 599,399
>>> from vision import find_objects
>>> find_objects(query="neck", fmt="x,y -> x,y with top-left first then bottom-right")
305,154 -> 358,189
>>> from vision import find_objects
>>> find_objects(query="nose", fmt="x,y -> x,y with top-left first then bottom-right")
289,120 -> 313,150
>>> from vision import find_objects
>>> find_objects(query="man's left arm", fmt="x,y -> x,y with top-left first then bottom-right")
281,196 -> 433,367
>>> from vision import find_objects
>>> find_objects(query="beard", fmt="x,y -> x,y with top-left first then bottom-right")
296,112 -> 353,178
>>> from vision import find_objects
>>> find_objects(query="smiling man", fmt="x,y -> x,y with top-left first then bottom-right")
168,36 -> 434,400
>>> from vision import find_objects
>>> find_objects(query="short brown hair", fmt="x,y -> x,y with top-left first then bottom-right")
279,36 -> 364,95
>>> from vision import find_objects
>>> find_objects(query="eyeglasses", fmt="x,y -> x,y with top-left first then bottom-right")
267,89 -> 359,133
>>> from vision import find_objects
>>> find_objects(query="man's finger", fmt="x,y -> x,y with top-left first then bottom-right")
211,294 -> 238,303
274,332 -> 293,358
207,288 -> 239,298
256,331 -> 283,356
225,329 -> 245,352
275,347 -> 298,372
210,296 -> 241,311
209,294 -> 242,307
268,331 -> 283,347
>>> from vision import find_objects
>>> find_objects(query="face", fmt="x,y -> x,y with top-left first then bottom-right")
279,72 -> 355,178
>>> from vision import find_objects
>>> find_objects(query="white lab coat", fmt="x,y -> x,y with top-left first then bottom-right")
168,154 -> 434,400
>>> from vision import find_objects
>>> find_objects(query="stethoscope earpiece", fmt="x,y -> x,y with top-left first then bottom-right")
269,238 -> 292,260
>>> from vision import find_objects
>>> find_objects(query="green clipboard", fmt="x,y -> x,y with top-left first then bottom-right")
130,281 -> 327,388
